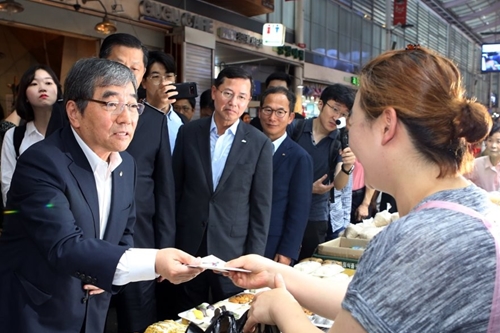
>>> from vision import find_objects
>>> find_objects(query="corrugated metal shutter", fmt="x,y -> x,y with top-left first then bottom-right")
184,42 -> 213,120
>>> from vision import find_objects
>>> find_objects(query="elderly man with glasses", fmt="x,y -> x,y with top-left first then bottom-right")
172,66 -> 273,313
0,57 -> 202,333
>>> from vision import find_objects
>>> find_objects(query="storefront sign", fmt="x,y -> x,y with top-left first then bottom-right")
139,0 -> 214,33
217,27 -> 263,48
274,46 -> 304,61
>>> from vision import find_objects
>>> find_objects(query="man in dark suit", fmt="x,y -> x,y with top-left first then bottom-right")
259,87 -> 313,265
0,58 -> 201,333
173,67 -> 273,311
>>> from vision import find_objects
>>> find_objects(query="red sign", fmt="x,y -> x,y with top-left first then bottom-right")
393,0 -> 407,26
296,43 -> 306,48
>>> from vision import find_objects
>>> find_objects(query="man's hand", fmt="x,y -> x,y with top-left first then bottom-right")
83,284 -> 105,296
340,147 -> 356,169
274,254 -> 292,266
149,82 -> 178,112
155,248 -> 203,284
312,174 -> 335,194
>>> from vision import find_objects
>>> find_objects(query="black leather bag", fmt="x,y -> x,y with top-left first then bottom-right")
184,308 -> 279,333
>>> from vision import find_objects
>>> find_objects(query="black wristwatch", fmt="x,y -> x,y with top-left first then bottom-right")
341,164 -> 354,175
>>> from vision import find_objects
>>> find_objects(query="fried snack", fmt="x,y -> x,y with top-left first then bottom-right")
322,259 -> 342,266
228,293 -> 255,304
299,257 -> 323,263
145,320 -> 188,333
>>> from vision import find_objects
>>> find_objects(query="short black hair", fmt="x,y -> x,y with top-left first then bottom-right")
16,64 -> 63,122
99,33 -> 148,69
176,97 -> 196,109
265,72 -> 292,89
214,67 -> 254,96
320,84 -> 356,111
260,86 -> 296,114
145,51 -> 176,78
199,89 -> 214,110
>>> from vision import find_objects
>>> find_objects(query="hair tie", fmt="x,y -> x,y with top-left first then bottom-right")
405,44 -> 421,51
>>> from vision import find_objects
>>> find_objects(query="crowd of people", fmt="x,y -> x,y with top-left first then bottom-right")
0,33 -> 498,333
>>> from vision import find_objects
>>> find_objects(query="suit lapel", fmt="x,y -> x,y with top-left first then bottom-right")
103,165 -> 124,241
273,137 -> 292,172
215,122 -> 247,195
64,127 -> 100,238
197,118 -> 214,192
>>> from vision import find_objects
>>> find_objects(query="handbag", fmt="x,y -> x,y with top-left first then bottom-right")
184,307 -> 280,333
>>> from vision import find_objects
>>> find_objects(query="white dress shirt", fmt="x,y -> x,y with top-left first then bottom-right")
72,128 -> 158,285
1,122 -> 44,205
271,132 -> 287,155
166,106 -> 183,155
210,117 -> 239,191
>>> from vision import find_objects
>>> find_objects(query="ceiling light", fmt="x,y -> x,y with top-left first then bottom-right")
0,0 -> 24,13
95,15 -> 117,34
82,0 -> 117,35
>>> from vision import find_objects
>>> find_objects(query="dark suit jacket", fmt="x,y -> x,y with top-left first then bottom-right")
48,103 -> 175,249
126,104 -> 175,249
0,126 -> 136,333
264,136 -> 313,261
173,117 -> 273,261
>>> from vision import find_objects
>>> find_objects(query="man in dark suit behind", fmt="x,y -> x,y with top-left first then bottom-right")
97,34 -> 178,331
259,87 -> 313,265
0,58 -> 201,333
173,67 -> 273,311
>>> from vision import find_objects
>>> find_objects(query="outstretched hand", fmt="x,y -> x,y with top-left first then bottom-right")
155,248 -> 203,284
225,254 -> 277,290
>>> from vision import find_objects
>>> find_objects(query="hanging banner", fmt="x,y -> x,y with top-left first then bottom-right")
393,0 -> 407,26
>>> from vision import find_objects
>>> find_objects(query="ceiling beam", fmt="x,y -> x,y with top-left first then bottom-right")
458,2 -> 500,22
482,34 -> 499,43
442,0 -> 471,9
420,0 -> 482,45
473,22 -> 500,34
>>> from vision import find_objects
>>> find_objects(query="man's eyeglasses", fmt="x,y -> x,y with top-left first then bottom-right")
86,98 -> 145,116
173,106 -> 193,113
218,89 -> 249,104
260,107 -> 289,118
325,102 -> 348,117
147,73 -> 177,85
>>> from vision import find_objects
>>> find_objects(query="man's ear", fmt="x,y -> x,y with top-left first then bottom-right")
288,111 -> 295,125
66,100 -> 81,129
381,107 -> 397,145
317,100 -> 323,111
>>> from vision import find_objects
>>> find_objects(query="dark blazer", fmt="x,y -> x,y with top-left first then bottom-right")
0,126 -> 136,333
264,136 -> 313,261
173,117 -> 273,261
126,103 -> 175,249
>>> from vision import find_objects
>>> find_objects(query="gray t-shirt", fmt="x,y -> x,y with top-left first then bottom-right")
343,185 -> 498,332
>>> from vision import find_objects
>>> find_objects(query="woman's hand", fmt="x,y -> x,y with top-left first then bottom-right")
243,274 -> 303,333
225,254 -> 278,290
